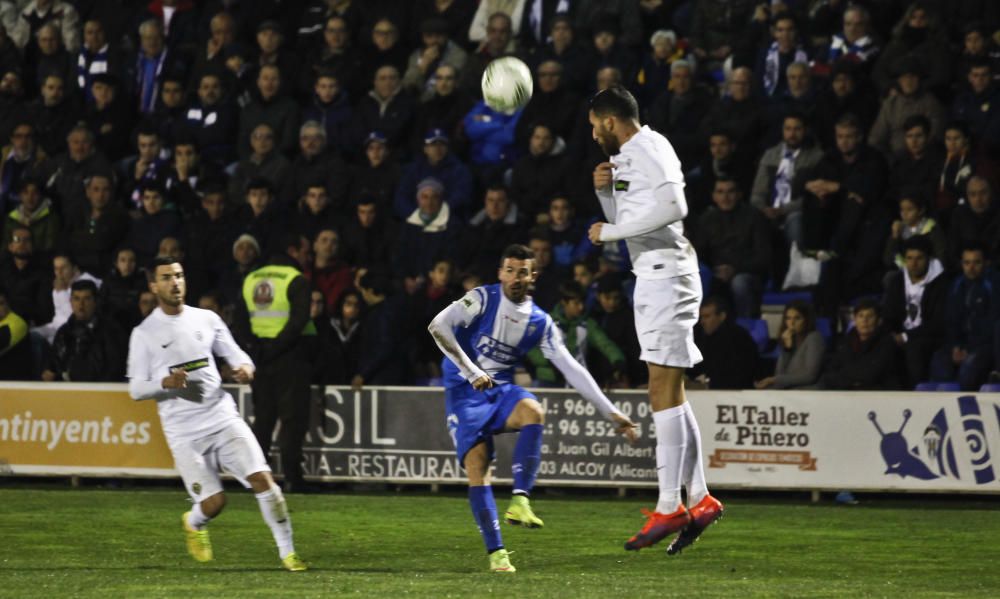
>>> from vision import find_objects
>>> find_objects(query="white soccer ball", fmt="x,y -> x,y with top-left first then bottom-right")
482,56 -> 533,114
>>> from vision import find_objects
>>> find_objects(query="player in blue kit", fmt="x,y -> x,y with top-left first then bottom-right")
428,244 -> 638,573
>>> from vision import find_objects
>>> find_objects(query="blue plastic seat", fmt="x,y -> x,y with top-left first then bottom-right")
736,318 -> 770,353
762,290 -> 812,306
980,383 -> 1000,392
815,317 -> 833,345
915,382 -> 960,391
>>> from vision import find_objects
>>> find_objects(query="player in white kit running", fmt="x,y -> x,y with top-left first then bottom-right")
587,86 -> 724,555
127,257 -> 306,571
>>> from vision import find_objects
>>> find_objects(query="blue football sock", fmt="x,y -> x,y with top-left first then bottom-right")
469,485 -> 503,553
512,424 -> 543,496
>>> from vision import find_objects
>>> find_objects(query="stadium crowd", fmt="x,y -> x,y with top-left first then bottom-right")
0,0 -> 999,392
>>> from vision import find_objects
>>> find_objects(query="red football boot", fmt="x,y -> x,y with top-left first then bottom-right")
666,495 -> 724,555
624,506 -> 691,551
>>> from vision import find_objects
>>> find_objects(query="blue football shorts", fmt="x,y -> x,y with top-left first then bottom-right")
444,382 -> 537,465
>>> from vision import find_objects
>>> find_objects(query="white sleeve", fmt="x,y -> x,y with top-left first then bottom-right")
539,319 -> 621,419
427,288 -> 489,383
468,1 -> 489,42
599,179 -> 688,242
595,187 -> 616,223
126,329 -> 172,401
210,312 -> 254,370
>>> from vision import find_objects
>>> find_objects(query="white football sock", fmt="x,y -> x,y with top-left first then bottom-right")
653,404 -> 687,514
681,402 -> 709,506
256,486 -> 295,558
187,503 -> 211,530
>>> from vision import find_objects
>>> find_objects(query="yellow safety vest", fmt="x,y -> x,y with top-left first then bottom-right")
242,265 -> 317,338
0,310 -> 28,356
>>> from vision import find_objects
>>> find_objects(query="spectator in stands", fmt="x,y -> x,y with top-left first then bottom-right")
411,0 -> 476,46
128,19 -> 184,116
0,286 -> 32,380
313,287 -> 363,385
935,121 -> 979,217
136,289 -> 156,321
352,269 -> 408,387
28,23 -> 74,102
882,235 -> 948,387
218,233 -> 261,308
509,123 -> 569,219
187,11 -> 234,98
0,69 -> 28,143
825,4 -> 880,70
8,0 -> 80,53
125,182 -> 181,266
460,184 -> 528,281
42,279 -> 125,382
951,57 -> 1000,156
3,177 -> 59,255
84,73 -> 132,163
821,299 -> 900,389
763,62 -> 817,146
688,296 -> 759,390
1,122 -> 48,214
362,18 -> 408,77
801,113 -> 888,258
341,194 -> 394,274
527,279 -> 626,387
302,71 -> 358,159
250,20 -> 299,99
695,176 -> 771,318
32,251 -> 101,344
948,177 -> 1000,268
751,12 -> 809,101
755,300 -> 825,390
543,195 -> 584,270
530,15 -> 590,95
183,181 -> 237,287
349,131 -> 400,216
228,123 -> 293,205
411,63 -> 475,155
689,0 -> 755,69
289,183 -> 337,242
580,20 -> 636,88
702,67 -> 766,161
393,177 -> 458,292
289,120 -> 350,212
394,128 -> 473,220
152,74 -> 187,151
930,243 -> 1000,390
461,12 -> 517,98
407,257 -> 456,380
463,97 -> 521,174
235,178 -> 284,257
183,72 -> 238,168
237,63 -> 299,159
65,173 -> 128,277
685,128 -> 755,222
357,65 -> 414,157
517,61 -> 579,147
883,191 -> 947,270
99,246 -> 146,328
886,115 -> 943,206
868,57 -> 946,158
955,22 -> 1000,86
813,61 -> 878,151
469,0 -> 526,45
527,229 -> 559,311
307,228 -> 352,313
0,225 -> 53,327
872,3 -> 951,97
403,17 -> 467,102
634,29 -> 688,109
29,74 -> 79,158
750,111 -> 823,249
646,59 -> 714,169
164,140 -> 218,221
119,125 -> 169,216
301,15 -> 363,100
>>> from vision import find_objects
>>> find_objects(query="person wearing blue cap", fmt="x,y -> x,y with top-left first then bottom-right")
393,127 -> 473,220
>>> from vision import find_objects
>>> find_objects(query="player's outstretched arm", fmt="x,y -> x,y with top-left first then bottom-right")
599,180 -> 688,242
427,292 -> 490,385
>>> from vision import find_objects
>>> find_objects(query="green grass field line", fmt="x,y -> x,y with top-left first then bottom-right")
1,489 -> 998,598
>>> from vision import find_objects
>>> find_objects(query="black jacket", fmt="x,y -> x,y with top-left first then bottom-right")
48,314 -> 128,382
689,319 -> 759,389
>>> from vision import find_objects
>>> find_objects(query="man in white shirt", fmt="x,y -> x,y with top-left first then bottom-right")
127,257 -> 306,572
587,86 -> 724,555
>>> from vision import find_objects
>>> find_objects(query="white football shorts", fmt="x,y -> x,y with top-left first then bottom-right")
633,272 -> 703,368
168,418 -> 270,503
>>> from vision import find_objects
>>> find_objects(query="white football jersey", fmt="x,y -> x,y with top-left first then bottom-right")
598,125 -> 699,280
127,307 -> 253,443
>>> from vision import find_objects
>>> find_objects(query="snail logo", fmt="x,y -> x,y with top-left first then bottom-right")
869,396 -> 998,484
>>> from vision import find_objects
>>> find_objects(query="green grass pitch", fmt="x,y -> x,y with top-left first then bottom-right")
2,487 -> 999,598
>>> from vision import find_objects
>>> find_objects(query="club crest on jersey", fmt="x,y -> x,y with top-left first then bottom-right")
192,482 -> 201,494
526,323 -> 537,336
614,180 -> 630,192
195,330 -> 203,341
253,280 -> 275,308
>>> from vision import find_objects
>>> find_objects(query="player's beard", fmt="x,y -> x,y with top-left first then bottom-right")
596,129 -> 620,156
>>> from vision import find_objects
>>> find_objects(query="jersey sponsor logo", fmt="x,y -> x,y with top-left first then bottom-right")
169,357 -> 210,373
475,334 -> 519,365
253,280 -> 275,309
614,180 -> 630,191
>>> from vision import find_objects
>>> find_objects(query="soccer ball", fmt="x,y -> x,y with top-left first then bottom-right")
482,57 -> 533,114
